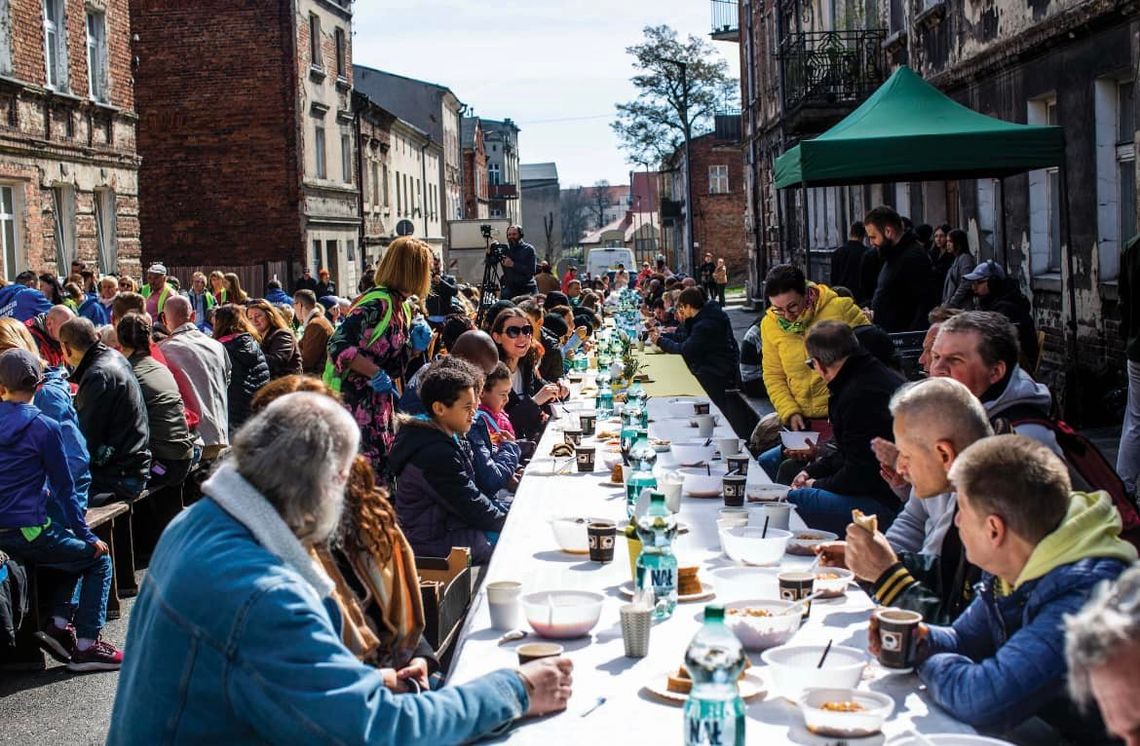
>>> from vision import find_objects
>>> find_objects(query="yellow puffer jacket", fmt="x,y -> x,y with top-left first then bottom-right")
760,283 -> 869,422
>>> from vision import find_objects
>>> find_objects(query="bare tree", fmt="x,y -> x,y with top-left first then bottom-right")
560,186 -> 591,251
588,179 -> 614,230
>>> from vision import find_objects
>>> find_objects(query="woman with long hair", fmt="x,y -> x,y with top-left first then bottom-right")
327,236 -> 434,481
208,270 -> 227,303
942,228 -> 977,307
223,272 -> 248,305
39,273 -> 65,305
117,275 -> 138,293
490,307 -> 562,439
246,299 -> 302,378
212,304 -> 269,431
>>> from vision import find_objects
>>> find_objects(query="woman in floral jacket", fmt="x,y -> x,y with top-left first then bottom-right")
326,237 -> 433,481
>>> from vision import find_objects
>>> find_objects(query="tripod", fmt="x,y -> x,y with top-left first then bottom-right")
476,235 -> 502,327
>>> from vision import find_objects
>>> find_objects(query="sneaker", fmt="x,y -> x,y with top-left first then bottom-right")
35,623 -> 77,664
67,638 -> 123,672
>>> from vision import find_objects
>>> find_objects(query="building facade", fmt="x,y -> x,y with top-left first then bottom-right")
461,117 -> 489,220
728,0 -> 1139,414
480,118 -> 521,223
130,0 -> 359,295
354,90 -> 395,265
0,0 -> 140,281
520,162 -> 561,262
389,117 -> 443,255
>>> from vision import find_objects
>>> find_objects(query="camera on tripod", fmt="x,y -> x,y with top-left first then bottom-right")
481,225 -> 509,262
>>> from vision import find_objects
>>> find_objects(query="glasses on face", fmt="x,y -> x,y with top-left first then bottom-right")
805,358 -> 816,370
502,325 -> 533,339
119,282 -> 131,290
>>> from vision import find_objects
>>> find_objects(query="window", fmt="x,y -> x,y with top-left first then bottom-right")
0,185 -> 19,282
314,122 -> 326,179
346,239 -> 355,262
334,27 -> 347,78
709,165 -> 730,194
0,0 -> 12,76
1095,79 -> 1136,281
51,185 -> 76,271
491,208 -> 503,218
312,239 -> 321,269
382,165 -> 389,207
86,10 -> 108,102
369,161 -> 379,207
308,14 -> 322,69
889,0 -> 905,33
93,188 -> 116,273
488,163 -> 501,186
43,0 -> 68,91
414,178 -> 420,214
395,170 -> 402,214
1028,97 -> 1061,273
341,132 -> 352,183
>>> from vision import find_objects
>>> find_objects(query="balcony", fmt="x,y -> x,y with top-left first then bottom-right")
710,0 -> 739,41
778,29 -> 887,134
488,183 -> 518,200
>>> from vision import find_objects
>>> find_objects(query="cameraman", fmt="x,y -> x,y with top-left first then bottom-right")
499,225 -> 537,299
426,253 -> 460,322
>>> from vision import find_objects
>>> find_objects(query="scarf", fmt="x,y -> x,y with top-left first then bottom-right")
774,285 -> 820,335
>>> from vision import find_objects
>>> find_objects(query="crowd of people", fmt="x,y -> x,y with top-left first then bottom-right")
0,207 -> 1138,744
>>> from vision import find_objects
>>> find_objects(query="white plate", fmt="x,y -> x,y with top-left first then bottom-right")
779,431 -> 820,450
619,581 -> 714,603
786,529 -> 838,556
889,737 -> 1014,746
644,671 -> 766,705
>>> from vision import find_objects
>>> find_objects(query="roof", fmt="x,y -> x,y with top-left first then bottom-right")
461,117 -> 481,149
521,163 -> 558,182
352,65 -> 461,143
578,211 -> 659,245
774,65 -> 1065,188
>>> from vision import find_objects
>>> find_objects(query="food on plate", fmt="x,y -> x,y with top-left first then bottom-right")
851,509 -> 878,533
551,443 -> 574,457
726,607 -> 773,618
613,392 -> 628,403
816,572 -> 840,581
677,566 -> 702,596
666,657 -> 751,694
610,464 -> 624,483
819,700 -> 866,713
796,532 -> 828,541
651,438 -> 671,447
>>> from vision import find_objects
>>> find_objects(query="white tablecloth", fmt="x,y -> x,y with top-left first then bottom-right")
447,396 -> 976,744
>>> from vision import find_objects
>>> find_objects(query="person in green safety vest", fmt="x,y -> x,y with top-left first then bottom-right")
140,263 -> 174,319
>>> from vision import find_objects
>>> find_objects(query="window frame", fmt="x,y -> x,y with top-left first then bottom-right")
709,164 -> 730,194
0,0 -> 12,76
308,13 -> 322,71
314,121 -> 327,179
341,132 -> 352,184
86,9 -> 108,102
93,187 -> 117,273
334,27 -> 347,79
51,184 -> 76,271
0,184 -> 20,282
1028,96 -> 1062,275
43,0 -> 68,92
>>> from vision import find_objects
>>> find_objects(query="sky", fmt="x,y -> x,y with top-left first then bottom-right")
353,1 -> 741,190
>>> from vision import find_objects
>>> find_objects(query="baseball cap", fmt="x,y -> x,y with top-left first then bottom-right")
147,263 -> 168,276
963,260 -> 1005,282
0,348 -> 43,392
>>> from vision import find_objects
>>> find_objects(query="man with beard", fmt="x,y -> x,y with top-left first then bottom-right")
499,225 -> 537,299
864,206 -> 935,332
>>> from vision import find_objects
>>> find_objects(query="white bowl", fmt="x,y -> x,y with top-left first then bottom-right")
721,599 -> 802,650
520,590 -> 605,639
798,687 -> 894,738
666,397 -> 706,418
708,566 -> 781,597
812,568 -> 855,598
548,517 -> 590,554
761,644 -> 867,697
747,484 -> 791,502
678,466 -> 728,497
671,439 -> 716,466
787,529 -> 839,556
720,526 -> 792,566
889,737 -> 1014,746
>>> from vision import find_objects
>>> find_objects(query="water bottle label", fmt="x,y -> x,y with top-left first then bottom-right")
685,714 -> 736,746
651,567 -> 676,595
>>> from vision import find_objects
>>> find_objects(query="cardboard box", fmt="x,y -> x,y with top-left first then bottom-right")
417,547 -> 472,654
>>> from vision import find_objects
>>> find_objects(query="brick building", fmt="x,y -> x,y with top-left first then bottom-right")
130,0 -> 360,295
353,90 -> 395,265
461,117 -> 488,220
723,0 -> 1139,417
660,115 -> 748,281
0,0 -> 140,282
480,118 -> 521,223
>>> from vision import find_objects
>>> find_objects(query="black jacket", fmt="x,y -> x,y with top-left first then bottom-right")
1121,233 -> 1140,362
979,279 -> 1039,373
315,280 -> 337,299
805,348 -> 904,502
871,231 -> 934,332
260,326 -> 303,380
426,273 -> 460,318
293,276 -> 319,295
857,247 -> 882,307
656,302 -> 740,382
504,360 -> 552,440
220,333 -> 270,432
72,343 -> 152,484
500,241 -> 537,296
830,240 -> 869,295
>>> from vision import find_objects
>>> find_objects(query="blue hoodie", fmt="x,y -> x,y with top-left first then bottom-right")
264,287 -> 292,306
34,367 -> 92,512
0,285 -> 52,322
0,401 -> 95,544
78,293 -> 110,326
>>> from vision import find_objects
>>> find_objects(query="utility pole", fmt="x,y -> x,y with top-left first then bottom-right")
663,58 -> 694,274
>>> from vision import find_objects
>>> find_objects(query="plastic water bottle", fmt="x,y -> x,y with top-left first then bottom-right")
626,429 -> 657,517
683,604 -> 746,746
596,368 -> 613,417
635,492 -> 677,619
620,408 -> 639,465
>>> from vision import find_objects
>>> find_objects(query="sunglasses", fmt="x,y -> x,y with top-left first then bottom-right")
502,325 -> 533,339
805,358 -> 816,370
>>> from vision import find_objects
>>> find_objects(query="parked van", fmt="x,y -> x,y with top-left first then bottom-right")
586,248 -> 635,280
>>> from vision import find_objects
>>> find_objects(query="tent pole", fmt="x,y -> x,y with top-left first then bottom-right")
801,183 -> 811,279
998,177 -> 1008,270
1059,161 -> 1081,423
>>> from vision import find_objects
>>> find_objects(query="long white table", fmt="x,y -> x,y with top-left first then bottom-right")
448,395 -> 976,743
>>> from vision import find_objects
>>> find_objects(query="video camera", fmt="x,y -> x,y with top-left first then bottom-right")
481,225 -> 509,261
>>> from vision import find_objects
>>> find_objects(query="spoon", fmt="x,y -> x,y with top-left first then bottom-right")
785,590 -> 825,618
580,696 -> 607,718
497,629 -> 527,646
816,639 -> 834,668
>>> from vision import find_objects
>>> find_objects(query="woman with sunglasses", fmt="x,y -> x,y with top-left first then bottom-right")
757,263 -> 867,481
490,308 -> 564,440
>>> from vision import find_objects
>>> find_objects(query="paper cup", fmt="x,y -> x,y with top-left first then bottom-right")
619,604 -> 652,657
778,572 -> 815,620
659,478 -> 684,513
722,474 -> 747,507
564,428 -> 583,447
486,581 -> 523,631
692,401 -> 711,416
588,521 -> 617,563
725,454 -> 751,477
517,642 -> 564,665
579,413 -> 597,436
717,437 -> 741,457
575,445 -> 596,473
874,608 -> 923,670
754,502 -> 792,531
695,414 -> 716,438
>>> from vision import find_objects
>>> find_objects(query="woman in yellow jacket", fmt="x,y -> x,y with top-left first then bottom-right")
758,264 -> 867,479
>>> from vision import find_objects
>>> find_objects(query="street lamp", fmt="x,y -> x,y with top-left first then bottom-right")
662,58 -> 694,275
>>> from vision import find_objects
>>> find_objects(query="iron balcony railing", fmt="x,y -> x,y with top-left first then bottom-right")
778,29 -> 887,113
710,0 -> 740,40
488,183 -> 518,200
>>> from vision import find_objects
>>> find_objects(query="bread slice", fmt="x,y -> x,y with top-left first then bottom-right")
851,509 -> 878,534
666,667 -> 692,693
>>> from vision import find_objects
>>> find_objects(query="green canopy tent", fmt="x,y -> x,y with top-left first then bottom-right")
772,66 -> 1077,389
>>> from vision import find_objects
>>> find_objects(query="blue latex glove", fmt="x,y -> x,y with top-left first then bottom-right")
370,369 -> 398,395
409,319 -> 432,352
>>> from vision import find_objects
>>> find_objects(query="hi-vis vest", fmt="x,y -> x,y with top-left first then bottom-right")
322,286 -> 412,393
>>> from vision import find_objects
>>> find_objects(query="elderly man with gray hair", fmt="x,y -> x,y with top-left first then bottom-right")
108,392 -> 573,744
1065,564 -> 1140,745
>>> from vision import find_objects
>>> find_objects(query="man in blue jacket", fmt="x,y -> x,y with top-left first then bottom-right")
0,349 -> 122,672
870,434 -> 1136,742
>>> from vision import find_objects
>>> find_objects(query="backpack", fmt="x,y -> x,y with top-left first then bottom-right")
994,408 -> 1140,549
322,286 -> 411,393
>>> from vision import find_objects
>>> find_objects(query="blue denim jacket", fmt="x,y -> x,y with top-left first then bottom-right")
108,488 -> 528,745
